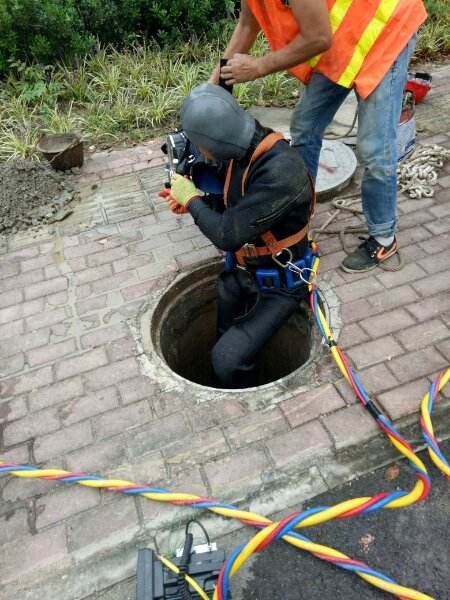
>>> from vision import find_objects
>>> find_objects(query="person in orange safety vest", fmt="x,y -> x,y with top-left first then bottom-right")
211,0 -> 427,273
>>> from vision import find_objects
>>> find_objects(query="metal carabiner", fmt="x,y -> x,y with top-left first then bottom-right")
271,248 -> 293,268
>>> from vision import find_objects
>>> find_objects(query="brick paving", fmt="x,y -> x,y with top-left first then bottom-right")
0,63 -> 449,599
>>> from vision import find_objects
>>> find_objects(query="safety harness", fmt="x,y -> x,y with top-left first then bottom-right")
223,132 -> 315,267
223,132 -> 316,290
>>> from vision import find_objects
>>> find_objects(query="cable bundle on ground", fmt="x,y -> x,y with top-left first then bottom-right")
0,248 -> 448,600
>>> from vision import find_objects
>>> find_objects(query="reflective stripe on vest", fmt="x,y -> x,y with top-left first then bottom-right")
247,0 -> 427,99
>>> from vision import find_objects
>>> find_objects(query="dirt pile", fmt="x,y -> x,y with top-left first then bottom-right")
0,160 -> 77,235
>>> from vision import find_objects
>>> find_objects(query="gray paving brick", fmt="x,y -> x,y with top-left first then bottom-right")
76,294 -> 108,316
55,348 -> 109,381
66,435 -> 128,472
424,215 -> 450,235
419,234 -> 449,255
386,347 -> 448,384
0,318 -> 24,339
0,508 -> 29,545
47,290 -> 68,306
28,338 -> 77,367
223,407 -> 287,450
0,329 -> 51,359
3,406 -> 60,446
366,284 -> 420,313
359,308 -> 415,338
406,292 -> 450,322
0,297 -> 44,324
64,238 -> 122,259
75,264 -> 113,285
335,362 -> 399,403
128,413 -> 191,457
93,400 -> 152,439
86,245 -> 129,267
335,278 -> 384,303
90,271 -> 138,295
83,356 -> 140,391
59,386 -> 120,426
24,276 -> 68,301
165,427 -> 229,464
68,498 -> 138,557
36,485 -> 100,530
113,254 -> 154,273
25,306 -> 71,332
412,271 -> 449,296
347,336 -> 404,370
266,420 -> 331,468
176,246 -> 221,270
151,390 -> 194,418
395,319 -> 449,351
375,263 -> 427,290
322,405 -> 379,449
281,384 -> 346,427
0,394 -> 27,423
0,269 -> 44,294
80,323 -> 128,349
337,323 -> 370,349
29,377 -> 84,412
0,288 -> 23,309
378,378 -> 431,420
34,421 -> 94,462
437,338 -> 450,362
0,365 -> 53,399
120,277 -> 167,302
0,353 -> 25,377
188,399 -> 247,432
0,525 -> 68,585
118,375 -> 158,405
205,447 -> 269,496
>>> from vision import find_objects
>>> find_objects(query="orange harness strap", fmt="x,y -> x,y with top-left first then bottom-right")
223,132 -> 315,266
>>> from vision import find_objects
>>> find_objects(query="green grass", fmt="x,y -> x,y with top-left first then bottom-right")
0,9 -> 448,161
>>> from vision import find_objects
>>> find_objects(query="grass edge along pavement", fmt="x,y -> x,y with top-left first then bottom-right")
1,247 -> 449,600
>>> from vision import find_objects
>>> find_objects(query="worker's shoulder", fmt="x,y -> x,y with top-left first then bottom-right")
256,138 -> 309,179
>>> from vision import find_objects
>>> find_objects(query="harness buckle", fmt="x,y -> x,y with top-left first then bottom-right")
242,243 -> 259,258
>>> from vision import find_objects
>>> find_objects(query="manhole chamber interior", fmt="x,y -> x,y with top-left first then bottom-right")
151,264 -> 315,389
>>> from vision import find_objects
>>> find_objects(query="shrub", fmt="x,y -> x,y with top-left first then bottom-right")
0,0 -> 237,74
0,0 -> 94,74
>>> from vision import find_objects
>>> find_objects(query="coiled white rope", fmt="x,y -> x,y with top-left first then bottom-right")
398,144 -> 450,199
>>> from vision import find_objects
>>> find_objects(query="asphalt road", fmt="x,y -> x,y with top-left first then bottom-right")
240,440 -> 450,600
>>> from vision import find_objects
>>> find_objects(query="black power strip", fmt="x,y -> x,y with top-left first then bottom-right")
136,547 -> 227,600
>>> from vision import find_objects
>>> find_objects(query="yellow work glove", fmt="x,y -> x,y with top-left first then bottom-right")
170,174 -> 201,207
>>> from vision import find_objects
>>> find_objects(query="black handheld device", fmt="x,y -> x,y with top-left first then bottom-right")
219,58 -> 233,95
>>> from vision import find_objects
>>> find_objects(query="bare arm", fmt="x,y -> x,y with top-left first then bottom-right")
209,1 -> 260,84
221,0 -> 332,84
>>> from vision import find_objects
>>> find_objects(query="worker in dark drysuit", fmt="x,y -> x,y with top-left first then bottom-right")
165,84 -> 314,388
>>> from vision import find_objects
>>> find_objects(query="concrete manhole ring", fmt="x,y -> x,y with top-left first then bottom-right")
138,262 -> 341,409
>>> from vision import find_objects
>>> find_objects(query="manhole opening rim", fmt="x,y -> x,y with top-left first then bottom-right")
140,261 -> 331,398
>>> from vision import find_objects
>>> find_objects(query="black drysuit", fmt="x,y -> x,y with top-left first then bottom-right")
188,123 -> 313,388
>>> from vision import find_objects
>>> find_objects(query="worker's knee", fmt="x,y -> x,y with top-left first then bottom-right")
211,334 -> 251,388
357,137 -> 397,179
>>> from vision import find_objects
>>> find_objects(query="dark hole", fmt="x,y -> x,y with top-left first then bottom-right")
154,269 -> 313,389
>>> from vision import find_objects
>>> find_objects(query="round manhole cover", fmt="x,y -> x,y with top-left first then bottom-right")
316,140 -> 357,200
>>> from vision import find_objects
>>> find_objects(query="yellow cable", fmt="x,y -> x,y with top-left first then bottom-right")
158,554 -> 211,600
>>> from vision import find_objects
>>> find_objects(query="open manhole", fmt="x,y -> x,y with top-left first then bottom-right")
151,263 -> 319,390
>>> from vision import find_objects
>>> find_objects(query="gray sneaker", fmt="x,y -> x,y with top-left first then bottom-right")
341,236 -> 398,273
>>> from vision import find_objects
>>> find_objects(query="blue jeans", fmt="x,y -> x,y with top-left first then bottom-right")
291,36 -> 417,239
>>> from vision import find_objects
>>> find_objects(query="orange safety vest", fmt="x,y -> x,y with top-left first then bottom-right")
246,0 -> 427,99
